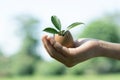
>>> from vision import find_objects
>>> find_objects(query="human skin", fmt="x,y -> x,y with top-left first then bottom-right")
42,35 -> 120,67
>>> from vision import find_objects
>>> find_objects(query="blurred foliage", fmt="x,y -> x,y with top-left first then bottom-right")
79,18 -> 119,43
9,15 -> 41,76
35,61 -> 66,76
16,15 -> 41,59
76,13 -> 120,74
10,53 -> 35,76
66,61 -> 90,75
0,51 -> 12,77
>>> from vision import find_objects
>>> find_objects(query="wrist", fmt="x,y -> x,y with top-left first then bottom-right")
98,40 -> 120,60
98,40 -> 109,57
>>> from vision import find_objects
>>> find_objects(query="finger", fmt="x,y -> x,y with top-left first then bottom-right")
74,38 -> 88,47
49,38 -> 70,57
42,35 -> 49,48
42,35 -> 52,55
44,36 -> 66,64
42,35 -> 48,41
47,36 -> 55,45
42,35 -> 48,49
55,43 -> 70,57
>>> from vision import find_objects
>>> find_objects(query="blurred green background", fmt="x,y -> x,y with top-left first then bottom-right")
0,0 -> 120,80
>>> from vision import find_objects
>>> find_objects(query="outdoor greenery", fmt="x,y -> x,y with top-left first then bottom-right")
79,15 -> 120,43
0,13 -> 120,79
77,13 -> 120,74
1,74 -> 120,80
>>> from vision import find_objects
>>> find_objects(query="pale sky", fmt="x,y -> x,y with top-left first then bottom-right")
0,0 -> 120,60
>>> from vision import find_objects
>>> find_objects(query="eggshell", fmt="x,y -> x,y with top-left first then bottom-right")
54,31 -> 74,48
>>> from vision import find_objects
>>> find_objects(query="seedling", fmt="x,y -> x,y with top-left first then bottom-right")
43,15 -> 84,48
43,15 -> 83,36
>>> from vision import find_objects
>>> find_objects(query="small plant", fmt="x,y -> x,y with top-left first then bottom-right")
43,15 -> 84,48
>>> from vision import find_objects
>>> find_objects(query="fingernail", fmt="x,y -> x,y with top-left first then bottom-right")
47,36 -> 50,39
50,39 -> 54,45
42,35 -> 47,40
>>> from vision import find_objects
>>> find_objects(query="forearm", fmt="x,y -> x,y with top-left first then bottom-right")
98,40 -> 120,60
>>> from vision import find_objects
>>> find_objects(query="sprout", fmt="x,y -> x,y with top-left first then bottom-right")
43,15 -> 84,36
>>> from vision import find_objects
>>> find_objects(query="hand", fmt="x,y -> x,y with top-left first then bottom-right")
42,35 -> 101,67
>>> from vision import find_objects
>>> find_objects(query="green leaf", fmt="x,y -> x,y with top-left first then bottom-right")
43,27 -> 59,34
67,22 -> 84,30
51,15 -> 61,31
